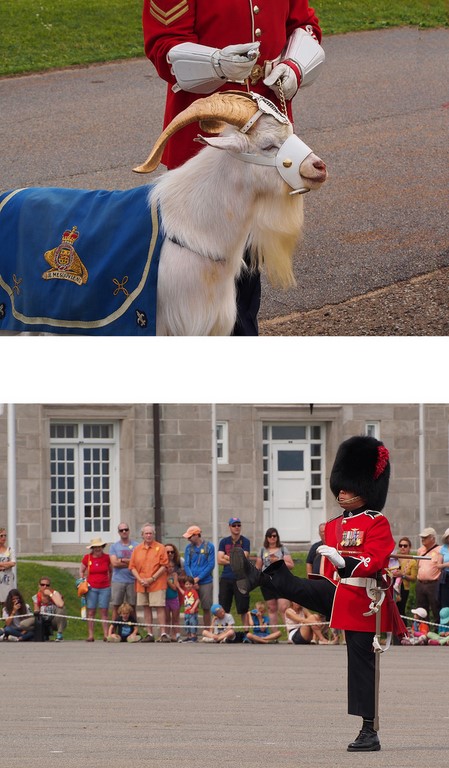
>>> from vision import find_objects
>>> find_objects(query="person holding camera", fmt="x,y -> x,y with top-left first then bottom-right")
32,577 -> 67,642
1,589 -> 34,641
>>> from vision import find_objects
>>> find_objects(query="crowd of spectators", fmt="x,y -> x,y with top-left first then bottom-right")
2,521 -> 449,644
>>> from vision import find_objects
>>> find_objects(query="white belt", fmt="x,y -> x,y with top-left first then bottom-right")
339,577 -> 378,589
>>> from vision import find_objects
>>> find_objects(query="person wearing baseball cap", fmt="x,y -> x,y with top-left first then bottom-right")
416,526 -> 443,625
182,524 -> 215,629
230,435 -> 407,753
217,517 -> 250,623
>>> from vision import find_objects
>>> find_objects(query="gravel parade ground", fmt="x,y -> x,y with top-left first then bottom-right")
3,641 -> 448,767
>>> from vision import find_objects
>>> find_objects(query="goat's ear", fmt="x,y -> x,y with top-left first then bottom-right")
195,134 -> 245,152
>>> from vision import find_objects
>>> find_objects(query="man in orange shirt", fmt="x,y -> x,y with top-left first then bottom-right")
129,523 -> 169,642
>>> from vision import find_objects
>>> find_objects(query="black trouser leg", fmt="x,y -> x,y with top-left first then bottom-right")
232,250 -> 261,336
345,630 -> 376,719
265,560 -> 335,619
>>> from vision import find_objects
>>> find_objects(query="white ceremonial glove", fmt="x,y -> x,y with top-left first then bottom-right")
317,545 -> 345,569
216,42 -> 260,81
263,63 -> 299,100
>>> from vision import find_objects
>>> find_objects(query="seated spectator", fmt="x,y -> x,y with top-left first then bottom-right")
426,606 -> 449,645
244,601 -> 281,644
107,602 -> 141,642
32,576 -> 67,642
202,603 -> 236,643
1,589 -> 34,641
182,576 -> 200,642
401,607 -> 430,644
285,602 -> 332,645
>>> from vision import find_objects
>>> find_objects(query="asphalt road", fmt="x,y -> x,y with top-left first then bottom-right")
3,641 -> 448,767
1,26 -> 448,328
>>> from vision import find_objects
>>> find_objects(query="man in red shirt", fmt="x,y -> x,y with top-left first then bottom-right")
231,435 -> 406,753
142,0 -> 325,334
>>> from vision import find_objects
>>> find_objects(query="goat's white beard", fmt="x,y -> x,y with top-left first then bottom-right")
151,145 -> 304,335
246,188 -> 303,289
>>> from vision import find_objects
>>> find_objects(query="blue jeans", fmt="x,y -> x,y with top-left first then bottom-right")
5,626 -> 34,641
184,613 -> 198,636
86,587 -> 111,610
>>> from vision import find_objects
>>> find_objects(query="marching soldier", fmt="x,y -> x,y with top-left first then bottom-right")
231,435 -> 407,752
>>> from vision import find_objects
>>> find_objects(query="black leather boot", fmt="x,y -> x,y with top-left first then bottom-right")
230,548 -> 261,594
347,726 -> 381,752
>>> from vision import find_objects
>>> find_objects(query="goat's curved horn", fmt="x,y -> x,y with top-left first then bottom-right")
133,92 -> 259,173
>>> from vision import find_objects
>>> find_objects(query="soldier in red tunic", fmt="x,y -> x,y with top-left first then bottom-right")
142,0 -> 325,334
231,435 -> 407,752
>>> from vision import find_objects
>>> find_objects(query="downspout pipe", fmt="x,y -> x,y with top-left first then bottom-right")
418,404 -> 425,537
7,405 -> 17,577
153,404 -> 162,541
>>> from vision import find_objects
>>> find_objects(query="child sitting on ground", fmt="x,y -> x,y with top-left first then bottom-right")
202,603 -> 236,643
107,602 -> 141,642
244,601 -> 281,643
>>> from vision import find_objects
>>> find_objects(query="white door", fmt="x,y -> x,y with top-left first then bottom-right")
272,443 -> 311,540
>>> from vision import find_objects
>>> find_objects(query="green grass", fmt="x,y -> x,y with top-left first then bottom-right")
0,0 -> 144,76
319,0 -> 448,34
0,0 -> 447,77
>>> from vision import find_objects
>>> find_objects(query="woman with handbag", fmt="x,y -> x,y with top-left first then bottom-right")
80,538 -> 112,642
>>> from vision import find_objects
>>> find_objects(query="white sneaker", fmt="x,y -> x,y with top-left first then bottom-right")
201,637 -> 214,643
7,635 -> 20,641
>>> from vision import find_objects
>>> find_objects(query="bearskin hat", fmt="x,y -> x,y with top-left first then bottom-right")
329,435 -> 390,511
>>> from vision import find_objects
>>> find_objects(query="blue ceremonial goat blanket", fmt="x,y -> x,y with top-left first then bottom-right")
0,185 -> 164,334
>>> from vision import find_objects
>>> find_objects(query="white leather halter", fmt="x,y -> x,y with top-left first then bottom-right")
228,93 -> 313,195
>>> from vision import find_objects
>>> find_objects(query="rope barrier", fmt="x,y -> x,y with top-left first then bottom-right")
4,610 -> 446,634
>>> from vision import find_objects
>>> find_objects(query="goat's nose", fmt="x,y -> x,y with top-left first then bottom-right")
313,158 -> 326,171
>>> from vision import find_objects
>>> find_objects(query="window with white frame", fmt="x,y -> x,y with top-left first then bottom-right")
216,421 -> 229,464
49,422 -> 119,543
365,421 -> 380,439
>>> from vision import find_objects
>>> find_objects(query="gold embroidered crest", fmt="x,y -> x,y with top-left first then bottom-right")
42,226 -> 88,285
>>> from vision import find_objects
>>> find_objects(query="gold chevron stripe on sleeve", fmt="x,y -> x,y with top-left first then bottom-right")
150,0 -> 189,26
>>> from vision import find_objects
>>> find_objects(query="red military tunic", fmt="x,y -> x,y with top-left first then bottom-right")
323,509 -> 400,634
143,0 -> 322,168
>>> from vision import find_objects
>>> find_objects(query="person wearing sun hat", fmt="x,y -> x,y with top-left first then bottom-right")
217,517 -> 250,623
80,538 -> 112,642
230,435 -> 407,753
182,525 -> 215,629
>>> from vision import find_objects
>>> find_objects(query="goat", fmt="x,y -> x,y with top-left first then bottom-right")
0,92 -> 327,335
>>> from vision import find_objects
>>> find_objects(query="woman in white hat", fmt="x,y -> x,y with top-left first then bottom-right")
80,538 -> 112,642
